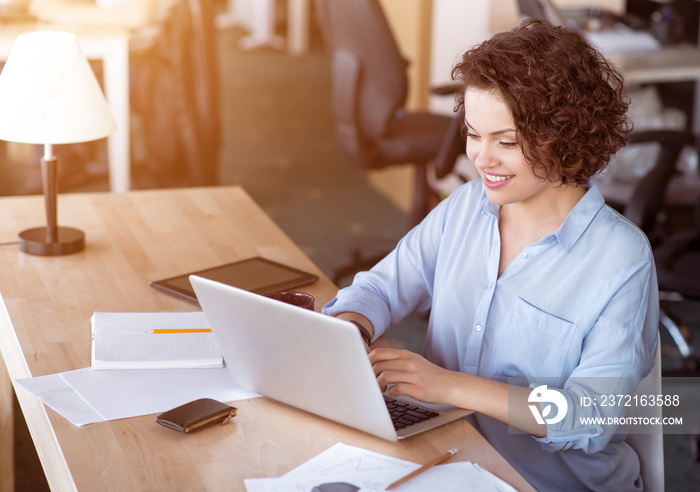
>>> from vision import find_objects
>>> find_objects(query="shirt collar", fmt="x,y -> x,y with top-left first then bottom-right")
554,182 -> 605,252
480,181 -> 606,252
483,195 -> 499,217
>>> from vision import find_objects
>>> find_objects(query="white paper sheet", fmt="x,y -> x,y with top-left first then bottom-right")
244,442 -> 517,492
15,366 -> 260,426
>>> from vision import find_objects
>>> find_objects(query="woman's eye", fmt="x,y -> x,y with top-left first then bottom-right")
466,133 -> 480,140
500,141 -> 518,149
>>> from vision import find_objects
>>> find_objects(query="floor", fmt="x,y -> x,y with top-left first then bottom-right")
5,16 -> 700,492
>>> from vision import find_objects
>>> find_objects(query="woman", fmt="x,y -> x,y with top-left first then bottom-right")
323,20 -> 659,491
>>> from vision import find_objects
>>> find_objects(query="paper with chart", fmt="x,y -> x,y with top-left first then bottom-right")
244,443 -> 418,491
243,442 -> 517,491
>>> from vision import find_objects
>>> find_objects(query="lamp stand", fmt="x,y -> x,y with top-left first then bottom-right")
18,154 -> 85,256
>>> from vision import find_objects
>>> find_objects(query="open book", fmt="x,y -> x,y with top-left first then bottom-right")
91,312 -> 224,370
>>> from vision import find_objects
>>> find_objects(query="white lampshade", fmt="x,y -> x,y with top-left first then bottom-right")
0,30 -> 116,145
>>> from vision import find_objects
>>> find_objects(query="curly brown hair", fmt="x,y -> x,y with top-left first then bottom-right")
452,19 -> 631,186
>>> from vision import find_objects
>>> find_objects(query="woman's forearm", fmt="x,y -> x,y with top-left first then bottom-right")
446,372 -> 547,437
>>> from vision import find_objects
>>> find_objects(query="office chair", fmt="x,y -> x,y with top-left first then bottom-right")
516,0 -> 566,25
517,0 -> 548,21
620,130 -> 700,375
622,130 -> 697,244
313,0 -> 463,283
652,196 -> 700,375
626,339 -> 664,491
131,0 -> 221,187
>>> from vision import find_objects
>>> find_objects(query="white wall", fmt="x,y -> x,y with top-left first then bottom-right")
429,0 -> 491,114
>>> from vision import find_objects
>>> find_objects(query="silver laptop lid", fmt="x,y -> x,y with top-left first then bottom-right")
189,275 -> 399,441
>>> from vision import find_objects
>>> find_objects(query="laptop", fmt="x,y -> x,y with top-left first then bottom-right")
190,275 -> 472,441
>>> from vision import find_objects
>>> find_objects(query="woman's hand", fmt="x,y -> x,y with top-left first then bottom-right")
369,347 -> 547,436
369,348 -> 459,405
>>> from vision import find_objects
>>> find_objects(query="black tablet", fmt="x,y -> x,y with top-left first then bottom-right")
150,257 -> 319,304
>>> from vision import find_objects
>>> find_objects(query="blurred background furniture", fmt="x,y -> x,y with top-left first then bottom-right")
516,0 -> 566,25
654,197 -> 700,376
314,0 -> 463,283
619,130 -> 697,242
623,130 -> 700,463
130,0 -> 221,187
216,0 -> 310,56
618,130 -> 700,375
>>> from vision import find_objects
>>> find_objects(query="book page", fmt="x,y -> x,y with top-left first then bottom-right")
92,311 -> 223,370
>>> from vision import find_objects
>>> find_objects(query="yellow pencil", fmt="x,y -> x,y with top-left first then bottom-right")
148,329 -> 212,334
386,448 -> 458,490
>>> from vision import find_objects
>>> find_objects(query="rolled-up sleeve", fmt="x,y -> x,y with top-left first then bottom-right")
322,188 -> 454,338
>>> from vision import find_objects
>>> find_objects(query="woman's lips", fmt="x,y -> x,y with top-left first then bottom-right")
483,172 -> 514,189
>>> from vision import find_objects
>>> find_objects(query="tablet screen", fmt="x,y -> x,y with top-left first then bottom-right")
150,257 -> 319,304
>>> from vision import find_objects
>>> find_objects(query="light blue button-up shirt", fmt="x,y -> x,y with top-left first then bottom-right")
323,179 -> 659,491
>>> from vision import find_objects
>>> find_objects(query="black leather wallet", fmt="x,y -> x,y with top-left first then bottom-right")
155,398 -> 237,433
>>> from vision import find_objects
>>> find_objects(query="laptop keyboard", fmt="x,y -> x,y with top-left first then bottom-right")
384,395 -> 440,430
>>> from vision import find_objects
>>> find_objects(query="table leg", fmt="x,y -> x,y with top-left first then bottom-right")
238,0 -> 286,51
216,0 -> 241,29
287,0 -> 310,56
0,351 -> 14,492
100,35 -> 131,193
694,80 -> 700,134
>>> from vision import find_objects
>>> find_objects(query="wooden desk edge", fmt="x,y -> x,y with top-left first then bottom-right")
0,296 -> 78,492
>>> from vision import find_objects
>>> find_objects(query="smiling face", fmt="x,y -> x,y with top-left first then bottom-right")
464,88 -> 558,208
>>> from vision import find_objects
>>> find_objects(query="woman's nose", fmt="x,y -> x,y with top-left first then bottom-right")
471,142 -> 495,168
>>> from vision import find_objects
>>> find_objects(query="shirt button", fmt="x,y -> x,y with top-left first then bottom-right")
522,252 -> 529,259
475,324 -> 482,332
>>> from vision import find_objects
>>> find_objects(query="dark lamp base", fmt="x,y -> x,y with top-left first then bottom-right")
19,227 -> 85,256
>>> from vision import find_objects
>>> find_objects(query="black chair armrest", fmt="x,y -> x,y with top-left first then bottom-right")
623,130 -> 696,233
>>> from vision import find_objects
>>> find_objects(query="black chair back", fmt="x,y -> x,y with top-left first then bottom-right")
517,0 -> 548,20
622,130 -> 696,238
315,0 -> 409,167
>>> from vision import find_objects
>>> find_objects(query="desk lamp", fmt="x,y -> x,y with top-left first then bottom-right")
0,31 -> 116,255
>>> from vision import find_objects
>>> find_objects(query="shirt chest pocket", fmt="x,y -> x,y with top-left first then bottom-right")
491,297 -> 577,379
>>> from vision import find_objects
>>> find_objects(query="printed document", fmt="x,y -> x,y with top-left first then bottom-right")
244,442 -> 517,492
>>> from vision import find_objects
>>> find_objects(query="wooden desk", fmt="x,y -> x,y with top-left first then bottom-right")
0,187 -> 534,491
0,22 -> 130,192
